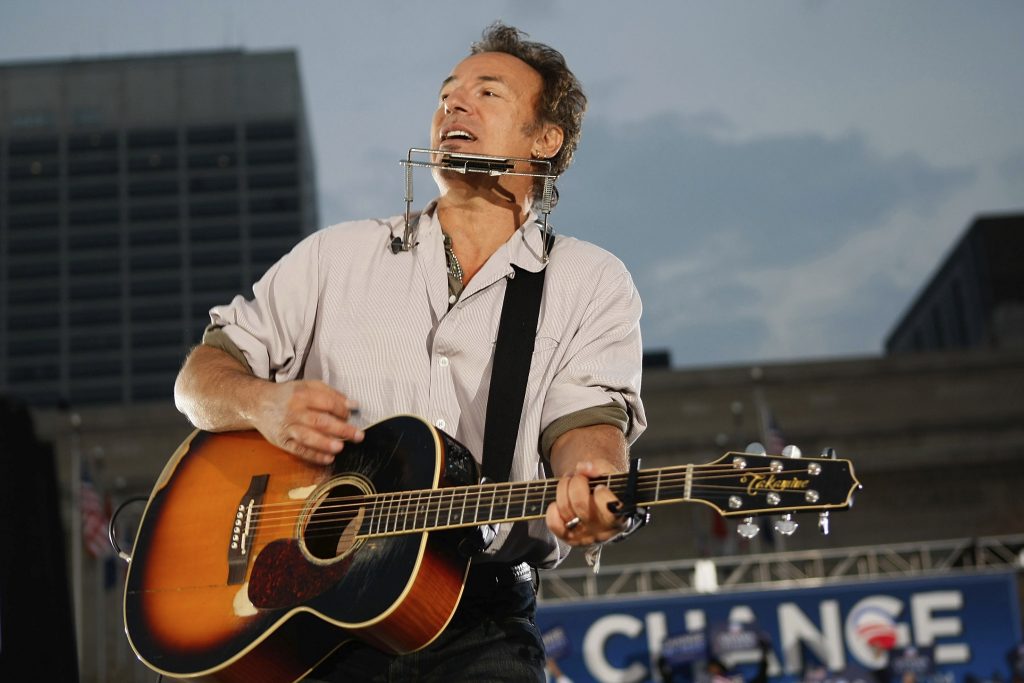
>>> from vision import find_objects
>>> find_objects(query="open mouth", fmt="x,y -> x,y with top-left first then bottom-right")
440,129 -> 477,144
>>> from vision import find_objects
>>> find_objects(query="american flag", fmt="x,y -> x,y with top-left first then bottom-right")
81,462 -> 111,559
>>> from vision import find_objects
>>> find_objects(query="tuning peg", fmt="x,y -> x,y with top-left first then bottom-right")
782,444 -> 802,458
820,447 -> 837,458
773,513 -> 798,536
818,511 -> 830,535
737,517 -> 760,538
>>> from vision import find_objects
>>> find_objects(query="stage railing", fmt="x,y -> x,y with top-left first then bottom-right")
537,533 -> 1024,603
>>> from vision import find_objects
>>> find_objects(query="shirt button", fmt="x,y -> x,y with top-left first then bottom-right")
438,356 -> 449,367
435,418 -> 447,430
449,294 -> 457,304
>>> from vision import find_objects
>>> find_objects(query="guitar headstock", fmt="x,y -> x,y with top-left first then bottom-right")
696,445 -> 861,538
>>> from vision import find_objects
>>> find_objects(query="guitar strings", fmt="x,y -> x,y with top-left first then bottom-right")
248,464 -> 788,523
227,464 -> 835,539
251,465 -> 816,526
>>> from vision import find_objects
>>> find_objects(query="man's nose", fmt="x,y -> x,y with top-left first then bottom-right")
443,90 -> 470,115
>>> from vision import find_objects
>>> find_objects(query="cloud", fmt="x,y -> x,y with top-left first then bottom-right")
553,112 -> 976,365
998,148 -> 1024,188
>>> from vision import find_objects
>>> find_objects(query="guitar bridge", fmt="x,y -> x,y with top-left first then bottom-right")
227,474 -> 269,585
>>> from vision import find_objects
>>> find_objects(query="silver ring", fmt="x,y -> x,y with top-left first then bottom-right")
565,516 -> 582,530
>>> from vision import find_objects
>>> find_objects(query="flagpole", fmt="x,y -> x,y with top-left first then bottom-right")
95,486 -> 106,683
750,376 -> 785,552
69,410 -> 83,666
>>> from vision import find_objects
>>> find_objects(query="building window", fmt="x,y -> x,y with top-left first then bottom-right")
69,182 -> 119,201
128,152 -> 178,173
245,121 -> 296,141
68,131 -> 117,151
129,179 -> 178,197
187,125 -> 235,145
127,128 -> 178,148
247,147 -> 296,166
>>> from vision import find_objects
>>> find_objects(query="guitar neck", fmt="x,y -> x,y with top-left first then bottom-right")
354,455 -> 856,538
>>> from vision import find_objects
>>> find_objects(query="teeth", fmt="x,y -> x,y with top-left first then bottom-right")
443,130 -> 473,140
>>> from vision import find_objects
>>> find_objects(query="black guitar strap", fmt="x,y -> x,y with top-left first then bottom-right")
481,232 -> 554,484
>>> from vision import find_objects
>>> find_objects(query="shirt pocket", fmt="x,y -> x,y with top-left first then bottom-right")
525,335 -> 561,401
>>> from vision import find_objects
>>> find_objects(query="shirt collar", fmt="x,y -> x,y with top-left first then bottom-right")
419,200 -> 549,274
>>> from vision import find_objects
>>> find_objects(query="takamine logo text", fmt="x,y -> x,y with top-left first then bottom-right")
740,473 -> 810,495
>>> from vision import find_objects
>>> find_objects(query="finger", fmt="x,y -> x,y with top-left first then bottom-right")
554,474 -> 575,522
566,474 -> 595,527
304,410 -> 364,443
281,436 -> 337,465
590,485 -> 624,542
293,381 -> 358,419
283,424 -> 347,462
545,502 -> 569,537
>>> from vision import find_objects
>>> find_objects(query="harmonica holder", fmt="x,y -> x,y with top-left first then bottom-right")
395,148 -> 557,261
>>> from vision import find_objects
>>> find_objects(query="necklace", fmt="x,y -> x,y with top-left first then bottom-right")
442,232 -> 463,282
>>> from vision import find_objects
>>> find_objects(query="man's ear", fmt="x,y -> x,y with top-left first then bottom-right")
532,123 -> 564,161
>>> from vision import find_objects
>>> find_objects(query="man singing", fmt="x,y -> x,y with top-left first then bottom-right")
174,21 -> 646,681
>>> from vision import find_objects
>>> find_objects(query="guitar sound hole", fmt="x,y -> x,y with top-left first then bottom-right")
303,483 -> 366,561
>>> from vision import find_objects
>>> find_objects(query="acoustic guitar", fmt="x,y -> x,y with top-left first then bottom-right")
123,414 -> 860,682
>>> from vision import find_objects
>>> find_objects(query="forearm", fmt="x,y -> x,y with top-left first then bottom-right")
546,423 -> 629,546
174,344 -> 363,464
549,423 -> 628,478
174,344 -> 271,432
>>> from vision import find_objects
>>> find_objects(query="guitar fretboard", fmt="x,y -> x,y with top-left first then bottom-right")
292,456 -> 854,540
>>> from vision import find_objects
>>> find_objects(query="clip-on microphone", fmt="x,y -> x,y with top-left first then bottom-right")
393,148 -> 557,260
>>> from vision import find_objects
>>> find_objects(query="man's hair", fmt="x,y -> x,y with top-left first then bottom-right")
470,22 -> 587,183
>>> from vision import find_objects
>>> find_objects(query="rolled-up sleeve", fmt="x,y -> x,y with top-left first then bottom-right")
542,264 -> 647,445
206,231 -> 322,381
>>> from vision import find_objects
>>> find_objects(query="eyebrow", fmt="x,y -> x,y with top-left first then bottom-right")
439,74 -> 508,93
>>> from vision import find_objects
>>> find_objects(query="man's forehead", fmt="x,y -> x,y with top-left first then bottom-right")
442,51 -> 540,87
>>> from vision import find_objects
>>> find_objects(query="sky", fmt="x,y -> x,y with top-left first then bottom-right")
3,0 -> 1022,369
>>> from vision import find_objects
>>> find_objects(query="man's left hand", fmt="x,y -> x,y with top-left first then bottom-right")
546,459 -> 624,546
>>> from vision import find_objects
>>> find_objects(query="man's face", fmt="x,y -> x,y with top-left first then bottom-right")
431,51 -> 545,161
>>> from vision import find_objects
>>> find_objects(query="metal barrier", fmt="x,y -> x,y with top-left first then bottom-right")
538,533 -> 1024,603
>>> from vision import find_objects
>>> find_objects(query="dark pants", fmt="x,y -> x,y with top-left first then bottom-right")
307,563 -> 546,682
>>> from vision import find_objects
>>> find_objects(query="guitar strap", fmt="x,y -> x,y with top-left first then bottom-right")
481,230 -> 555,484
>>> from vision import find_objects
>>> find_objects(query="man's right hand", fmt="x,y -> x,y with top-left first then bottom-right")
251,379 -> 364,465
175,345 -> 364,466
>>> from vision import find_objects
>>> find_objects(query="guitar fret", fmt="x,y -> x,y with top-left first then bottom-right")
488,486 -> 498,524
388,493 -> 398,533
400,492 -> 410,532
414,491 -> 425,531
370,494 -> 380,536
684,464 -> 693,500
521,481 -> 530,518
380,493 -> 389,533
396,493 -> 405,532
655,469 -> 662,502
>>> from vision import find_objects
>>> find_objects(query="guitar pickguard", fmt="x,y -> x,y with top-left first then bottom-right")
248,539 -> 355,609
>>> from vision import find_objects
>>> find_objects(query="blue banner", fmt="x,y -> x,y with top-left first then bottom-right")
536,571 -> 1021,683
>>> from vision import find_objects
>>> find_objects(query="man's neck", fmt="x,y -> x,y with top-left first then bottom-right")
435,187 -> 532,284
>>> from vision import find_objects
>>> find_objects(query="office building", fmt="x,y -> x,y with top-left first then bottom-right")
0,49 -> 317,406
885,213 -> 1024,354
